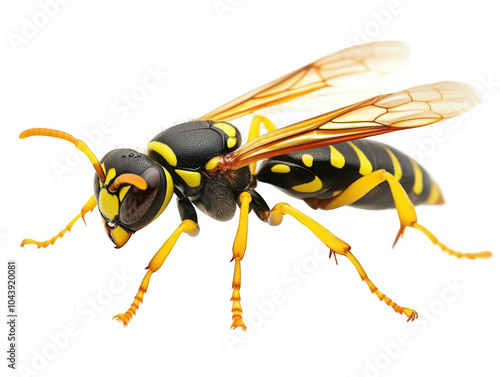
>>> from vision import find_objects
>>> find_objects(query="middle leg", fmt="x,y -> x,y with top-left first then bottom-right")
247,115 -> 277,175
230,191 -> 252,330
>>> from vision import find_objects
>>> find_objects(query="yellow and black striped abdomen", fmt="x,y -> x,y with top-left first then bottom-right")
256,139 -> 444,209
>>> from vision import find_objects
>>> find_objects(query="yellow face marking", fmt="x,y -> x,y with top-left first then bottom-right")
99,189 -> 119,220
302,154 -> 314,167
119,185 -> 131,202
214,122 -> 236,137
101,217 -> 131,248
147,141 -> 177,167
227,137 -> 237,149
329,146 -> 345,169
410,160 -> 424,195
175,169 -> 201,188
383,147 -> 403,181
426,181 -> 443,204
348,142 -> 373,175
292,176 -> 323,193
271,164 -> 291,173
105,168 -> 117,185
110,225 -> 131,247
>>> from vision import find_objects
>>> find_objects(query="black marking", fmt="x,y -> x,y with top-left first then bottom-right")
257,139 -> 439,210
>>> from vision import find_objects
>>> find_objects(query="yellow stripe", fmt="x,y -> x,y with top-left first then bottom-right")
175,169 -> 201,188
227,137 -> 237,149
147,141 -> 177,167
426,181 -> 441,204
348,142 -> 372,175
152,167 -> 174,222
271,164 -> 291,173
383,147 -> 402,181
302,154 -> 314,167
410,160 -> 423,195
329,146 -> 345,169
205,157 -> 218,171
292,176 -> 323,193
213,122 -> 236,137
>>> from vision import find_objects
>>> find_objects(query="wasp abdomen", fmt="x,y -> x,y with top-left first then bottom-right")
256,139 -> 444,209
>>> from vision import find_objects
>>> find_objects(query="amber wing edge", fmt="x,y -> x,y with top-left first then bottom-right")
212,81 -> 481,172
197,41 -> 410,122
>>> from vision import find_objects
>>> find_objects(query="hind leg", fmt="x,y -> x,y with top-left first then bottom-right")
313,169 -> 491,259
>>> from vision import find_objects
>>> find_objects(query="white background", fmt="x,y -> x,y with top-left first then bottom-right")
1,1 -> 499,376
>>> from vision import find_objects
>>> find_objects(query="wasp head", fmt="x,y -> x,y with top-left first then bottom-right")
94,149 -> 173,248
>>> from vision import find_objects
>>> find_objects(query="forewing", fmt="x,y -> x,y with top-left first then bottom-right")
198,41 -> 409,122
217,82 -> 480,170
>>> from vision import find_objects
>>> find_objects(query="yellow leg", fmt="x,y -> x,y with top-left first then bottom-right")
247,116 -> 277,175
268,202 -> 418,321
316,169 -> 492,259
113,219 -> 199,327
20,196 -> 97,248
230,192 -> 252,330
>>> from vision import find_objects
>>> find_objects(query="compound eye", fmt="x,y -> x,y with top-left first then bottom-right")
119,168 -> 160,226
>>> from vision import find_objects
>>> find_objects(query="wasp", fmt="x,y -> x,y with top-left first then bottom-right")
20,41 -> 492,329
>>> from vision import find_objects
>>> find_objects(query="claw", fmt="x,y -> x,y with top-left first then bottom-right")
113,313 -> 131,327
402,307 -> 418,322
20,238 -> 52,249
329,249 -> 339,265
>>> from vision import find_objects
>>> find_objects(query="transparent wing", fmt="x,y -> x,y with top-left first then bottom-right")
214,82 -> 480,171
198,41 -> 409,122
253,85 -> 383,115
